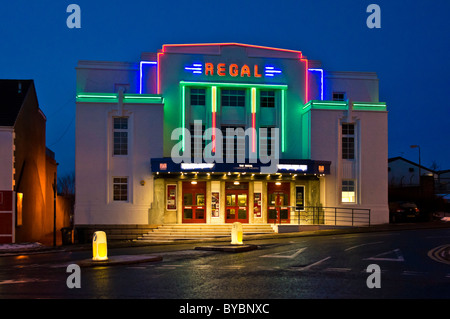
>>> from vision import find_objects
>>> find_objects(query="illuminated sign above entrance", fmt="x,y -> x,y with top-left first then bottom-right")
151,158 -> 330,175
184,62 -> 282,78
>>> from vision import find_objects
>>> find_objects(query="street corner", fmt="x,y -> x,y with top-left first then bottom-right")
78,254 -> 163,267
194,244 -> 258,253
428,244 -> 450,265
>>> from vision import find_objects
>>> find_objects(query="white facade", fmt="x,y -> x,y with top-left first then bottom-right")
75,61 -> 164,225
310,106 -> 388,225
75,43 -> 389,228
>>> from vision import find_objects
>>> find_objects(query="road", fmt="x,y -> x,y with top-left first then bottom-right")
1,227 -> 449,301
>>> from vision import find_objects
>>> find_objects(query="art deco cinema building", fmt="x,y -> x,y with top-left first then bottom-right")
75,43 -> 388,236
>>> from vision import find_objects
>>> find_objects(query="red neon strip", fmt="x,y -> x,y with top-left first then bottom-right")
301,58 -> 309,104
157,52 -> 164,94
212,112 -> 216,153
162,43 -> 303,57
252,112 -> 256,153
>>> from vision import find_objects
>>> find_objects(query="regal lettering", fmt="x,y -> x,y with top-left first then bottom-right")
204,63 -> 262,78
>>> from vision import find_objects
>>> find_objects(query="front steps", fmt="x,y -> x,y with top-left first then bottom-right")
136,224 -> 276,242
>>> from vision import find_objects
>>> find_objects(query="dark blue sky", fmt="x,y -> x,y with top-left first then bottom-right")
1,0 -> 449,175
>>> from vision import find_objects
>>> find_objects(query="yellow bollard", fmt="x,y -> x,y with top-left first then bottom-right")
231,222 -> 243,245
92,231 -> 108,261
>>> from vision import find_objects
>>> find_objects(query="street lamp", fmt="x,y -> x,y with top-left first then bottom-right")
410,145 -> 421,184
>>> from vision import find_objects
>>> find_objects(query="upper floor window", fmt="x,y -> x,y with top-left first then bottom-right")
221,89 -> 245,107
260,126 -> 275,156
190,88 -> 206,106
333,92 -> 346,101
260,90 -> 275,108
342,123 -> 355,160
221,126 -> 246,161
113,117 -> 128,156
190,123 -> 206,158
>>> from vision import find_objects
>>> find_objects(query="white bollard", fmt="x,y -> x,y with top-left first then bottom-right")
231,222 -> 243,245
92,231 -> 108,261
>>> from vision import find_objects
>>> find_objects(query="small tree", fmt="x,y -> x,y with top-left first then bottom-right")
429,160 -> 440,172
57,172 -> 75,228
58,172 -> 75,196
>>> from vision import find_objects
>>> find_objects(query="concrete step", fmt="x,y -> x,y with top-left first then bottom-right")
152,224 -> 273,230
140,234 -> 229,239
135,224 -> 275,242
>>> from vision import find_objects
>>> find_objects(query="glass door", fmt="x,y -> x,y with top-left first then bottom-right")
268,182 -> 290,223
182,181 -> 206,223
225,182 -> 249,223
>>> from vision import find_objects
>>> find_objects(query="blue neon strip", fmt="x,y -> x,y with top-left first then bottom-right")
265,66 -> 282,77
185,63 -> 203,75
308,68 -> 324,100
139,61 -> 157,94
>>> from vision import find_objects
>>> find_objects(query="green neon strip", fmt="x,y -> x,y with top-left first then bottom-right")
302,100 -> 347,112
302,101 -> 312,111
123,94 -> 164,104
180,81 -> 288,90
302,100 -> 386,112
180,81 -> 289,153
76,92 -> 118,103
353,102 -> 387,111
77,93 -> 117,98
76,92 -> 164,104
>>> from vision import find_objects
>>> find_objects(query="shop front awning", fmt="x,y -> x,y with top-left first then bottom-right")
150,158 -> 331,175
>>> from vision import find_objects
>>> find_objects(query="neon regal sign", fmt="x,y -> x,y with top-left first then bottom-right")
206,63 -> 262,77
185,62 -> 281,78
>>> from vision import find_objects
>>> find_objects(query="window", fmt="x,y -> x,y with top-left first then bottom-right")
260,90 -> 275,108
260,126 -> 275,156
113,117 -> 128,155
190,88 -> 206,106
222,126 -> 245,161
221,89 -> 245,107
333,92 -> 346,101
342,123 -> 355,160
113,177 -> 128,201
342,180 -> 356,203
190,123 -> 206,158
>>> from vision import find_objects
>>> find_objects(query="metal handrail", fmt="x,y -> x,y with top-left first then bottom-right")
287,206 -> 371,226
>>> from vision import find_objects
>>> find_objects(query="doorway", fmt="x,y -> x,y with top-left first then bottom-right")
182,181 -> 206,223
225,182 -> 249,223
268,182 -> 290,223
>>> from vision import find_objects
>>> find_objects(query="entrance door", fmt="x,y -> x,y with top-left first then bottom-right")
182,181 -> 206,223
225,182 -> 249,223
268,182 -> 290,223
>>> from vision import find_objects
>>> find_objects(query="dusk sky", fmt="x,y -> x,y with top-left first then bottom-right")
1,0 -> 449,176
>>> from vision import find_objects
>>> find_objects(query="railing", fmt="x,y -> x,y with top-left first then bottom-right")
290,206 -> 371,226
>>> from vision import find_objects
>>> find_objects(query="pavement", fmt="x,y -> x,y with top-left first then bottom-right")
77,254 -> 163,267
2,220 -> 450,266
